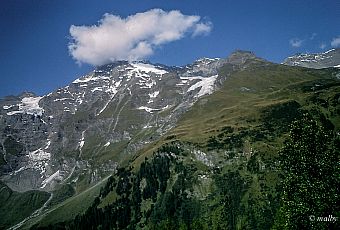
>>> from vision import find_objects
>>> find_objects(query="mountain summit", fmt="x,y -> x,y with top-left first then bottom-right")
1,51 -> 339,229
0,51 -> 260,193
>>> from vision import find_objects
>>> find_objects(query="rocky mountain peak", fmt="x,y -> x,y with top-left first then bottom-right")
283,48 -> 340,69
0,55 -> 231,192
226,50 -> 258,64
95,61 -> 129,72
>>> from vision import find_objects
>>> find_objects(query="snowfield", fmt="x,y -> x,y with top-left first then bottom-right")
6,96 -> 44,116
187,75 -> 218,98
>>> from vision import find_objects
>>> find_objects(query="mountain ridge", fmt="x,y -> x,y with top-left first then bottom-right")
25,56 -> 340,230
1,50 -> 339,229
0,50 -> 262,193
283,48 -> 340,69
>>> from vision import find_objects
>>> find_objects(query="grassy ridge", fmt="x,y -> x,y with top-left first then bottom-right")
132,64 -> 339,166
0,182 -> 50,229
169,64 -> 337,141
21,176 -> 109,229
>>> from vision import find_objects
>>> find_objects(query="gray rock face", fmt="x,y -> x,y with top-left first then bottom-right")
283,49 -> 340,69
0,52 -> 257,192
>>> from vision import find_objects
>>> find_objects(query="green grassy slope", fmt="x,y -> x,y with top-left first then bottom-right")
29,62 -> 340,229
167,64 -> 338,141
132,63 -> 339,164
21,176 -> 109,229
0,182 -> 50,229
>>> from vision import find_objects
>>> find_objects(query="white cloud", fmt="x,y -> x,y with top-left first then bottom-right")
331,36 -> 340,47
192,21 -> 212,37
289,38 -> 303,48
68,9 -> 212,66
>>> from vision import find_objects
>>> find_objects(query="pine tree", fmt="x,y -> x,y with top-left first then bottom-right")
274,115 -> 339,229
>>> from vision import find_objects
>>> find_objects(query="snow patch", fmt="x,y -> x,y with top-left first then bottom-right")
125,63 -> 166,88
147,91 -> 160,103
53,98 -> 70,102
324,49 -> 335,54
41,170 -> 62,188
91,87 -> 103,92
240,87 -> 251,92
97,100 -> 111,115
138,80 -> 156,89
180,76 -> 204,81
73,75 -> 110,84
3,105 -> 16,110
161,105 -> 170,110
14,166 -> 26,174
130,63 -> 167,75
138,104 -> 170,113
137,106 -> 160,113
187,75 -> 218,98
177,76 -> 204,86
17,148 -> 52,176
78,131 -> 86,152
106,85 -> 118,94
44,140 -> 51,150
143,124 -> 154,129
96,80 -> 121,116
7,96 -> 44,116
195,57 -> 220,63
28,149 -> 50,162
149,91 -> 159,98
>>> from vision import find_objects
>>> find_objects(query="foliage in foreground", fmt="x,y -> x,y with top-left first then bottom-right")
274,115 -> 339,229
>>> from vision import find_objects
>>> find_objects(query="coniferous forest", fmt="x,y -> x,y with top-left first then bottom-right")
31,113 -> 339,229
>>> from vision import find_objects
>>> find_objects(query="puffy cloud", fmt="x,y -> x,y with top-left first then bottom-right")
192,21 -> 212,37
289,38 -> 303,48
331,36 -> 340,47
68,9 -> 212,66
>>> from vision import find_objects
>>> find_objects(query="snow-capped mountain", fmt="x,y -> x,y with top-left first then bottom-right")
283,48 -> 340,69
0,51 -> 261,192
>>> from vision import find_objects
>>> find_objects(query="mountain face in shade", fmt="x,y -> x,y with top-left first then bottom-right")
0,51 -> 262,192
283,48 -> 340,69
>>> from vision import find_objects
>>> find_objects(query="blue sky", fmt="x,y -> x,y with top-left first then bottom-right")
1,0 -> 339,97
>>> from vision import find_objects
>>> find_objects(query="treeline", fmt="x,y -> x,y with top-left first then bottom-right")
30,141 -> 279,229
31,114 -> 339,229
